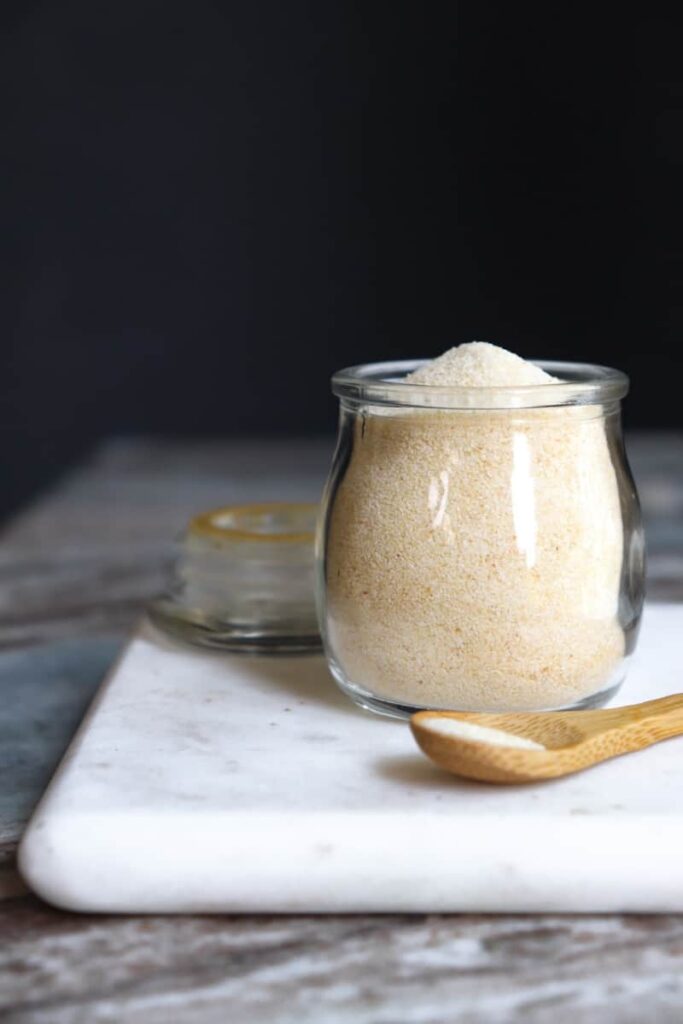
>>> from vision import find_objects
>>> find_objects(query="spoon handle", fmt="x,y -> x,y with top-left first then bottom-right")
616,694 -> 683,744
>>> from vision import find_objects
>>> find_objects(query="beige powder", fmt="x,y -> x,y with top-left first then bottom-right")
421,718 -> 546,750
405,340 -> 559,387
325,343 -> 625,712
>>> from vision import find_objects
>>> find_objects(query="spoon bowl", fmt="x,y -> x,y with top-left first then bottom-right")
410,695 -> 683,783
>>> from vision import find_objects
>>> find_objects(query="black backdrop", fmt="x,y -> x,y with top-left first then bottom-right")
2,3 -> 682,516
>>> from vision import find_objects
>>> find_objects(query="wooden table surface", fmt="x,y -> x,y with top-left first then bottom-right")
1,434 -> 682,1024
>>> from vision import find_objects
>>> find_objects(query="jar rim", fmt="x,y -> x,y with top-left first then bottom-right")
188,503 -> 317,545
331,359 -> 629,410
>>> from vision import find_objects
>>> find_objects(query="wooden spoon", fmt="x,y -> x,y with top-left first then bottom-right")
410,695 -> 683,783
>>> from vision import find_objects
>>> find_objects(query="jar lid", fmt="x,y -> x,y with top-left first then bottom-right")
188,503 -> 316,546
149,502 -> 321,653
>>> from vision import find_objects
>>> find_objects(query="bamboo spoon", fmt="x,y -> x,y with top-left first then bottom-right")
410,695 -> 683,784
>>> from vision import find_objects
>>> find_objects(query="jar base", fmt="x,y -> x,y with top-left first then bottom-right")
147,603 -> 322,655
329,661 -> 626,720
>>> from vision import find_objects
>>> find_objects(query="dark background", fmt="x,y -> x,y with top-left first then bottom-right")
2,3 -> 682,518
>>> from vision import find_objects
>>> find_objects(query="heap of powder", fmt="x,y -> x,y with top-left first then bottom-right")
325,341 -> 625,712
406,341 -> 558,387
421,717 -> 546,751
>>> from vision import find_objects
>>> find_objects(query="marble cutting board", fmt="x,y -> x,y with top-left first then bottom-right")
18,603 -> 683,913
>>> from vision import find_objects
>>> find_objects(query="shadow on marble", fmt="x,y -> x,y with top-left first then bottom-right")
372,753 -> 486,792
373,752 -> 587,796
143,617 -> 361,719
224,653 -> 363,720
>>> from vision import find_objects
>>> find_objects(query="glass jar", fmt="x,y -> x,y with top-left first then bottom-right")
317,361 -> 645,719
150,503 -> 321,652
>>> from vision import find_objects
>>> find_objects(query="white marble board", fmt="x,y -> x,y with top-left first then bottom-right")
18,603 -> 683,913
